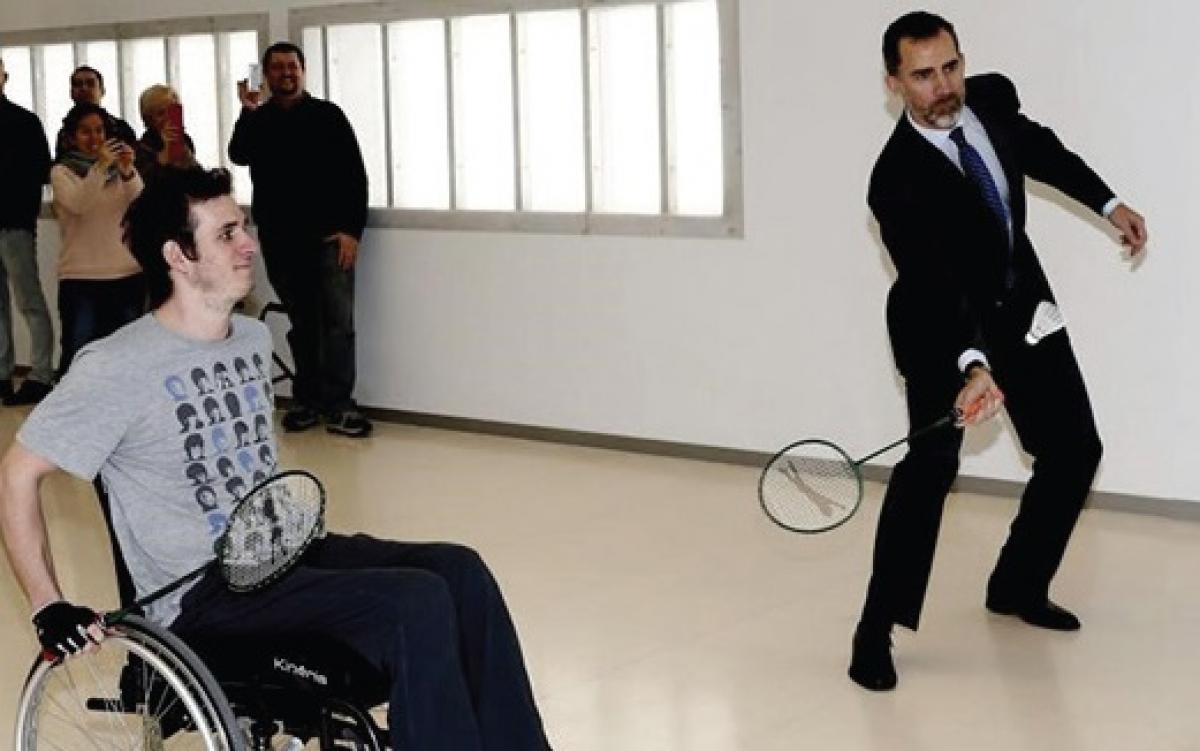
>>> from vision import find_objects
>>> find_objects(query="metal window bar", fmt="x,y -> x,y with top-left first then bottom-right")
443,18 -> 457,210
578,7 -> 594,216
215,32 -> 232,172
321,26 -> 331,115
585,7 -> 601,216
509,13 -> 523,212
655,2 -> 670,216
380,23 -> 395,208
167,35 -> 182,94
31,46 -> 47,128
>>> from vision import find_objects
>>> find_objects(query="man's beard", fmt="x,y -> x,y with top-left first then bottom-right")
923,94 -> 962,129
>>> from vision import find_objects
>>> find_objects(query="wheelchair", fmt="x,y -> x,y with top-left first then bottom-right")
13,484 -> 392,750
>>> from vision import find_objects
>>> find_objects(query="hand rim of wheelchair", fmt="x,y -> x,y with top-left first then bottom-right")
15,613 -> 240,750
15,613 -> 390,750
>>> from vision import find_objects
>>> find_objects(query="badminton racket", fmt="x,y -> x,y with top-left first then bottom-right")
105,470 -> 326,624
758,403 -> 981,533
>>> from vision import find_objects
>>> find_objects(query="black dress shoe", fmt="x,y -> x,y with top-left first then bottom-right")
986,597 -> 1081,631
848,627 -> 897,691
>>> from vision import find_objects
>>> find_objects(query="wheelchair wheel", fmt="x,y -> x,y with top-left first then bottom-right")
320,698 -> 388,750
14,614 -> 243,750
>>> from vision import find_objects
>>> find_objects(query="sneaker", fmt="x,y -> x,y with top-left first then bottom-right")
281,405 -> 321,432
325,409 -> 372,438
4,379 -> 53,406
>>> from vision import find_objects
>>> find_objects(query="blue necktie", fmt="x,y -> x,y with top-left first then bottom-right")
949,127 -> 1014,286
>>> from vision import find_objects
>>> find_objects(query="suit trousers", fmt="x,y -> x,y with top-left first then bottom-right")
861,322 -> 1101,631
172,532 -> 552,751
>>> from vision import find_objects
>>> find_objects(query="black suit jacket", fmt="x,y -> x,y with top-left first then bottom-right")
869,73 -> 1115,379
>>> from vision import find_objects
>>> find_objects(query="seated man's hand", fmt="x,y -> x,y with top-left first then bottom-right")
955,366 -> 1005,427
32,600 -> 104,660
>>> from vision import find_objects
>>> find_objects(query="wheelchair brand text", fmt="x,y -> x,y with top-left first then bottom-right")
272,656 -> 329,686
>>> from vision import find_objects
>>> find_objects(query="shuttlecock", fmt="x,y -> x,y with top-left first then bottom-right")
1026,301 -> 1065,345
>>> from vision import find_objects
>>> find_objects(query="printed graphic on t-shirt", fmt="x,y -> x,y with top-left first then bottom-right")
163,354 -> 275,545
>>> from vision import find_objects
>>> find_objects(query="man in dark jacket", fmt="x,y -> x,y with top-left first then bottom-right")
0,57 -> 55,404
849,11 -> 1149,692
228,41 -> 371,438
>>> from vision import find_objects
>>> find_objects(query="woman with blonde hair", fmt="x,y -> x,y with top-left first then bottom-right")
134,84 -> 197,181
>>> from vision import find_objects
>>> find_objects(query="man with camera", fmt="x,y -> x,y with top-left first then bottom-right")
229,41 -> 372,438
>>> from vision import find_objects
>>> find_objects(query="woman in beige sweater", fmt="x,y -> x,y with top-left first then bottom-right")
50,102 -> 144,376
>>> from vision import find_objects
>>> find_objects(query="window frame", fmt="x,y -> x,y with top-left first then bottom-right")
290,0 -> 743,238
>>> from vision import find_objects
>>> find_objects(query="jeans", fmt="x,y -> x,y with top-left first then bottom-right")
57,274 -> 146,377
259,230 -> 357,414
0,229 -> 54,383
173,533 -> 552,750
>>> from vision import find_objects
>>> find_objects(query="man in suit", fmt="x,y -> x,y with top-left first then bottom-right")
849,11 -> 1148,691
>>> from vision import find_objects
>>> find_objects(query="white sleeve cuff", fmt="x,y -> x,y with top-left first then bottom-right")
958,349 -> 990,373
1102,197 -> 1121,217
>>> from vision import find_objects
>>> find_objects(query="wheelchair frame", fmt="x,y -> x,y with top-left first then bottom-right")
13,482 -> 391,750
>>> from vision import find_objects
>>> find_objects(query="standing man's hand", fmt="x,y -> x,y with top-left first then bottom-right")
1108,203 -> 1148,257
236,79 -> 263,111
326,232 -> 359,270
955,365 -> 1005,427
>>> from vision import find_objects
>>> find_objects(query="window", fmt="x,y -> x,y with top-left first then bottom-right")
292,0 -> 742,237
517,10 -> 585,213
0,15 -> 267,203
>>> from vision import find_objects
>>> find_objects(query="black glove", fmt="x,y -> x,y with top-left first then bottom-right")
32,600 -> 102,660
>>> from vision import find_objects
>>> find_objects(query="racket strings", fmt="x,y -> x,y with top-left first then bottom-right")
759,446 -> 860,532
221,475 -> 324,591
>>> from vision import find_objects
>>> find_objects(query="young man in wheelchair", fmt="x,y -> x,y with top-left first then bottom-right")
0,166 -> 552,750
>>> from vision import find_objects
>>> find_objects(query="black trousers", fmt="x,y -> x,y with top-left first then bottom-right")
172,533 -> 551,750
861,324 -> 1102,631
258,229 -> 357,414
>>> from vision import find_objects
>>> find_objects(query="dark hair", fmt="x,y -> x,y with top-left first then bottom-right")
123,167 -> 234,309
262,41 -> 305,71
71,65 -> 104,89
61,102 -> 109,141
882,11 -> 959,76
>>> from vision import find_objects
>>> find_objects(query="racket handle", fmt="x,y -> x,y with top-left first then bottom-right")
954,391 -> 999,427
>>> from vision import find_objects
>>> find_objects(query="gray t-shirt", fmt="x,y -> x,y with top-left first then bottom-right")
19,313 -> 277,625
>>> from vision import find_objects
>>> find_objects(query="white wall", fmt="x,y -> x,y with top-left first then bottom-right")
6,1 -> 1197,501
